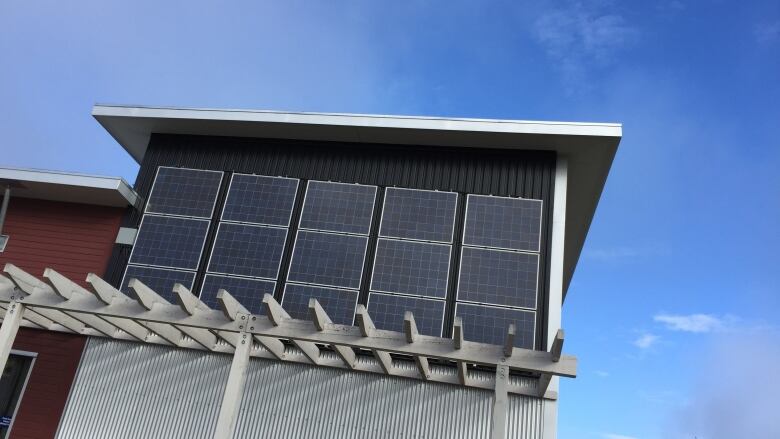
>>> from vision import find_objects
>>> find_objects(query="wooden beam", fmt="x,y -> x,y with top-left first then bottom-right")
128,279 -> 201,347
403,311 -> 418,343
457,361 -> 468,385
550,329 -> 564,362
491,364 -> 509,439
173,283 -> 206,315
43,269 -> 120,338
373,350 -> 394,375
503,323 -> 515,358
309,299 -> 355,369
0,301 -> 25,374
262,294 -> 319,364
308,298 -> 330,331
453,316 -> 468,384
537,373 -> 553,398
355,305 -> 375,337
213,325 -> 252,439
453,316 -> 464,349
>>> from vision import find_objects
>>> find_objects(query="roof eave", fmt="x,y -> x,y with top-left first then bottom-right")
92,104 -> 621,300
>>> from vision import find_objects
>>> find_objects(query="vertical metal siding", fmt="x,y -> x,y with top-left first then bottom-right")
56,338 -> 230,439
106,135 -> 555,349
58,340 -> 548,439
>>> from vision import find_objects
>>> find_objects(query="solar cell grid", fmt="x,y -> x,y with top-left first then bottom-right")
221,174 -> 298,226
282,284 -> 359,325
299,181 -> 376,235
207,223 -> 287,279
457,247 -> 538,309
379,188 -> 457,242
145,167 -> 223,218
199,274 -> 275,315
121,265 -> 196,304
370,239 -> 450,299
287,231 -> 368,289
129,215 -> 209,270
367,293 -> 445,336
455,303 -> 535,349
463,195 -> 542,252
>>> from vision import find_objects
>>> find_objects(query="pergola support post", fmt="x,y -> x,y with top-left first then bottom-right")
213,318 -> 252,439
491,364 -> 509,439
0,301 -> 24,373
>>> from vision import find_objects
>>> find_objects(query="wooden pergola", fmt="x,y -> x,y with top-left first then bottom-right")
0,263 -> 575,439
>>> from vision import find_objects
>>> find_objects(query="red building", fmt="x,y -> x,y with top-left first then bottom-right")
0,167 -> 139,438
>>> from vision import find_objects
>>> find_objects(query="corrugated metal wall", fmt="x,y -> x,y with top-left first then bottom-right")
105,134 -> 556,348
57,339 -> 547,439
56,338 -> 230,439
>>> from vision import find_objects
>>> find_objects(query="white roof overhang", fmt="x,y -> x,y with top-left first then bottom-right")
0,167 -> 140,209
92,104 -> 622,298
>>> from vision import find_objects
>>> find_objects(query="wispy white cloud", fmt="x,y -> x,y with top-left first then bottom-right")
633,333 -> 659,349
583,246 -> 639,262
595,370 -> 610,378
531,1 -> 638,90
602,433 -> 640,439
654,313 -> 726,333
754,21 -> 780,43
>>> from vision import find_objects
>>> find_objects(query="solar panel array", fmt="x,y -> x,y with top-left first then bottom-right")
282,181 -> 376,320
124,168 -> 547,350
298,181 -> 376,234
456,194 -> 543,349
145,167 -> 223,218
367,188 -> 457,336
221,174 -> 298,226
123,168 -> 223,303
201,174 -> 300,314
464,195 -> 542,252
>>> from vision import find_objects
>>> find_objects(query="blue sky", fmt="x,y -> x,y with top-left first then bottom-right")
2,1 -> 779,438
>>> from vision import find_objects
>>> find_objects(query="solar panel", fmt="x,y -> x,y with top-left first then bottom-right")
370,239 -> 451,299
207,223 -> 287,279
287,231 -> 368,289
455,303 -> 535,349
282,284 -> 359,325
199,274 -> 275,315
121,265 -> 196,304
367,293 -> 445,336
379,188 -> 457,243
457,247 -> 538,309
221,174 -> 299,226
145,167 -> 223,218
299,181 -> 376,235
129,215 -> 210,270
463,195 -> 542,252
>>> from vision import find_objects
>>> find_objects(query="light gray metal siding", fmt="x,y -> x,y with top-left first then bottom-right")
58,339 -> 547,439
56,338 -> 230,439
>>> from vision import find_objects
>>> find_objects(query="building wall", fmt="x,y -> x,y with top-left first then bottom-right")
0,197 -> 124,287
0,196 -> 125,438
106,134 -> 556,348
57,338 -> 548,439
10,330 -> 86,439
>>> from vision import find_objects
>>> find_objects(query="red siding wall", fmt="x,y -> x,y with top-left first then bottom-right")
10,329 -> 86,439
1,197 -> 125,438
0,197 -> 124,286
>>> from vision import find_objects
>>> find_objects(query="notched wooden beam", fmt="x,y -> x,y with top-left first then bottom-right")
503,323 -> 515,358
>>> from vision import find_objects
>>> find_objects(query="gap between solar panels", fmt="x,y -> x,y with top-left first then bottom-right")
0,263 -> 573,400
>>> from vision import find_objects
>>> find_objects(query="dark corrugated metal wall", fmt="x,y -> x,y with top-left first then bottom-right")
106,134 -> 555,349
